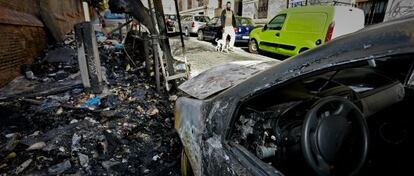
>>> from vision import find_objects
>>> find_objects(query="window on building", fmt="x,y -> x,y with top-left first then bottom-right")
197,0 -> 205,7
188,0 -> 192,9
357,0 -> 388,25
258,0 -> 269,19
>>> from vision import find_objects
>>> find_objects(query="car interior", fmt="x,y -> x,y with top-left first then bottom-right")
229,56 -> 414,176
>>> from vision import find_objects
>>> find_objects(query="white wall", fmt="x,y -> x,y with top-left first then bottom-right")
242,0 -> 258,19
242,0 -> 285,23
384,0 -> 414,21
140,0 -> 177,14
268,0 -> 286,19
308,0 -> 352,4
162,0 -> 177,14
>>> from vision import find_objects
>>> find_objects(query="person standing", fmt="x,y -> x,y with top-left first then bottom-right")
221,1 -> 237,51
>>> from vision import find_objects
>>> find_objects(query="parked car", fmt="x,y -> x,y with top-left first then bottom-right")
180,15 -> 210,36
165,14 -> 178,33
175,16 -> 414,176
94,10 -> 128,34
249,5 -> 364,56
197,16 -> 255,44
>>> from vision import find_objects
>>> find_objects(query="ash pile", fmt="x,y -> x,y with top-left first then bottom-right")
0,31 -> 182,175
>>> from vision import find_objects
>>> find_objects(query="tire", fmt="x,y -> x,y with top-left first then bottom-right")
181,150 -> 194,176
197,30 -> 204,41
249,39 -> 259,54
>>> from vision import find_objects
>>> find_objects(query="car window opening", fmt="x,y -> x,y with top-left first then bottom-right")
228,56 -> 414,176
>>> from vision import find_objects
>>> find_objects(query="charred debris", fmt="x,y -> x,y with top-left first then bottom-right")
0,1 -> 186,175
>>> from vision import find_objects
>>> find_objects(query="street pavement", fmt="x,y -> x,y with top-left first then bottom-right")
169,36 -> 281,78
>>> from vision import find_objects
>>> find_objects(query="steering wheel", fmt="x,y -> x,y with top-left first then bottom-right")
301,97 -> 369,176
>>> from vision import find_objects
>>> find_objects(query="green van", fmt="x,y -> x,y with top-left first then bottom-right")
249,5 -> 364,56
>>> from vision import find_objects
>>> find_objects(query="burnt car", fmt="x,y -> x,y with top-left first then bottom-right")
197,16 -> 255,44
175,16 -> 414,176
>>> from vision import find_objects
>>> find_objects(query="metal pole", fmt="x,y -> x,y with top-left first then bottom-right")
118,23 -> 123,40
148,0 -> 161,92
82,2 -> 91,22
174,0 -> 186,54
153,0 -> 177,89
75,22 -> 103,94
143,35 -> 151,76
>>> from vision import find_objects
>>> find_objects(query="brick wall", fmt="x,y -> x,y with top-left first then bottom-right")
0,25 -> 47,87
0,0 -> 86,87
0,3 -> 47,87
0,0 -> 41,16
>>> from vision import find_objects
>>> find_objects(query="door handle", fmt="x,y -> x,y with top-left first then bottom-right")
275,33 -> 280,37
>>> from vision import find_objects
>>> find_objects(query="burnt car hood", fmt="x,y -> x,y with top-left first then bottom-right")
178,60 -> 279,99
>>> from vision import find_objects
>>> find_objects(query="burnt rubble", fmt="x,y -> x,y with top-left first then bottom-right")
0,32 -> 181,175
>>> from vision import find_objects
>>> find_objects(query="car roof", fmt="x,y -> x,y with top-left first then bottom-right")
278,5 -> 361,15
180,16 -> 414,100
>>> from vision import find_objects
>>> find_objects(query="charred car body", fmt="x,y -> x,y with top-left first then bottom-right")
175,16 -> 414,176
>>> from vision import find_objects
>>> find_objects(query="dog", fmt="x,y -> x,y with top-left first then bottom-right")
215,38 -> 229,52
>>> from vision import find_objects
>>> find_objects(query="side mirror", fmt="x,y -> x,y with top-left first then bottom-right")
263,24 -> 268,31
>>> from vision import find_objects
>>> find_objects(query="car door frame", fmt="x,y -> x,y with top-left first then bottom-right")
258,14 -> 287,52
212,18 -> 223,40
219,54 -> 413,176
182,15 -> 190,29
405,59 -> 414,88
204,17 -> 219,40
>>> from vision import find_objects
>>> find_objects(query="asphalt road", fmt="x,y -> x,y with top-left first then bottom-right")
169,36 -> 280,77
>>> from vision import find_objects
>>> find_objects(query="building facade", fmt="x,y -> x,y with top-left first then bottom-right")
177,0 -> 240,18
383,0 -> 414,21
175,0 -> 414,24
176,0 -> 354,23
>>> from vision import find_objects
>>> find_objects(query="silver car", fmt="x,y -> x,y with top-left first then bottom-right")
180,15 -> 210,36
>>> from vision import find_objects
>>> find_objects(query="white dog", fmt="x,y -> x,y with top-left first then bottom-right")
215,38 -> 229,52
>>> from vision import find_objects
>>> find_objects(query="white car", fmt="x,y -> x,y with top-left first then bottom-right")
180,15 -> 210,36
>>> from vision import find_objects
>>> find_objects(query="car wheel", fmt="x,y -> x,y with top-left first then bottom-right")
197,30 -> 204,41
249,39 -> 259,54
181,150 -> 194,176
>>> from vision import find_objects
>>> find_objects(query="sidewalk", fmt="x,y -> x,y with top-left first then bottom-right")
170,37 -> 280,77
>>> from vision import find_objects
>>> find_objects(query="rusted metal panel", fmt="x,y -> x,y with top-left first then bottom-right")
175,97 -> 205,176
